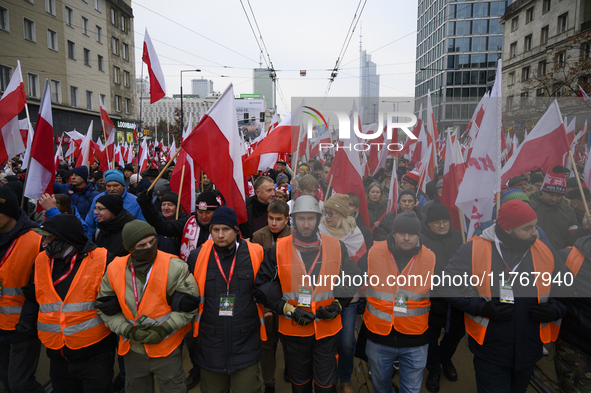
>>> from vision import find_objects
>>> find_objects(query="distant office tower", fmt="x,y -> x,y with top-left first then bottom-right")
191,77 -> 213,98
360,37 -> 380,125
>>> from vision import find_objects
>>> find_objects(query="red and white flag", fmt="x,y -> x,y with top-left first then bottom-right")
426,89 -> 439,169
583,146 -> 591,188
441,131 -> 466,231
142,28 -> 166,103
99,130 -> 115,172
0,61 -> 27,163
170,114 -> 197,214
181,84 -> 247,223
416,145 -> 434,193
501,100 -> 570,186
99,95 -> 115,138
75,122 -> 94,169
138,138 -> 149,173
24,79 -> 55,204
580,85 -> 590,103
385,157 -> 399,216
54,136 -> 64,173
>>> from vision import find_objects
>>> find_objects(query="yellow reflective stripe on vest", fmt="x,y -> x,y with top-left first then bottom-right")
394,306 -> 430,317
466,313 -> 489,329
539,294 -> 549,304
2,287 -> 23,296
38,322 -> 62,333
367,302 -> 393,322
62,316 -> 104,336
366,288 -> 395,302
62,302 -> 96,313
0,306 -> 22,314
39,302 -> 63,313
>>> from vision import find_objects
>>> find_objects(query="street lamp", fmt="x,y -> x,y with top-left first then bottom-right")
180,69 -> 201,134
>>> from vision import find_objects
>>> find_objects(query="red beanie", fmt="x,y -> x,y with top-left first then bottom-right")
497,200 -> 538,230
541,167 -> 566,195
402,170 -> 420,187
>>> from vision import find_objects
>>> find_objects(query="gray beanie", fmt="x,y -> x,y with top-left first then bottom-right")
276,173 -> 289,185
154,179 -> 171,196
391,211 -> 421,235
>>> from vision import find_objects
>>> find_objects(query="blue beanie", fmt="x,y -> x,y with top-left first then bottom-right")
501,189 -> 530,205
209,206 -> 239,229
104,169 -> 125,186
71,166 -> 89,181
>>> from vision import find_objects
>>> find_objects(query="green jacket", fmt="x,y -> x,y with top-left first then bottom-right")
97,254 -> 199,355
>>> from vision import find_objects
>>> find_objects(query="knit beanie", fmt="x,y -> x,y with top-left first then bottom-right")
71,166 -> 89,181
275,186 -> 288,197
541,167 -> 566,195
567,187 -> 591,201
96,194 -> 124,216
391,211 -> 421,235
276,173 -> 289,186
313,161 -> 323,172
129,174 -> 142,185
530,173 -> 544,184
104,169 -> 125,186
501,189 -> 530,204
196,191 -> 220,211
566,177 -> 579,188
153,179 -> 171,196
497,200 -> 537,230
122,220 -> 157,250
299,165 -> 309,174
398,189 -> 417,201
402,170 -> 420,187
209,206 -> 238,229
161,191 -> 178,205
324,193 -> 350,217
426,203 -> 451,223
436,179 -> 443,190
0,187 -> 20,220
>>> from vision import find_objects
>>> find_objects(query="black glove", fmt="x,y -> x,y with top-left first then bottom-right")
15,321 -> 37,338
316,300 -> 342,320
460,285 -> 479,298
530,302 -> 560,323
170,292 -> 201,312
291,307 -> 316,326
95,296 -> 122,316
481,300 -> 514,321
136,189 -> 153,205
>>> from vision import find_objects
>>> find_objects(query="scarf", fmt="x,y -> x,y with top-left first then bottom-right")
292,232 -> 321,251
252,197 -> 269,217
320,216 -> 357,240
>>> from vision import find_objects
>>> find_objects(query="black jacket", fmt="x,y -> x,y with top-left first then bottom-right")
373,208 -> 424,242
156,210 -> 190,256
558,235 -> 591,357
186,238 -> 261,374
367,200 -> 387,229
354,212 -> 374,250
93,210 -> 135,260
239,195 -> 268,240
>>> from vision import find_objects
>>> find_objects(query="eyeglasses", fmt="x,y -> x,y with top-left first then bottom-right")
94,206 -> 106,212
323,210 -> 339,218
429,220 -> 450,227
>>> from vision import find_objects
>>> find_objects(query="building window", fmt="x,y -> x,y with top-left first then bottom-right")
524,35 -> 532,51
27,73 -> 38,98
584,43 -> 591,59
111,37 -> 119,55
65,6 -> 73,27
541,26 -> 549,44
45,0 -> 55,16
507,96 -> 514,110
123,71 -> 130,87
556,51 -> 566,67
1,6 -> 10,31
510,42 -> 517,57
538,60 -> 547,76
526,7 -> 534,23
67,40 -> 75,59
511,17 -> 519,32
122,43 -> 128,60
96,25 -> 102,43
121,15 -> 127,32
98,55 -> 104,71
113,66 -> 120,84
86,90 -> 93,110
47,28 -> 57,51
115,95 -> 121,112
125,98 -> 130,114
110,8 -> 117,25
509,72 -> 515,85
558,13 -> 568,33
23,18 -> 35,42
543,0 -> 551,14
536,88 -> 545,97
70,86 -> 78,107
81,17 -> 88,35
99,93 -> 106,106
0,65 -> 12,93
522,67 -> 530,81
84,48 -> 90,66
50,79 -> 61,103
94,0 -> 101,12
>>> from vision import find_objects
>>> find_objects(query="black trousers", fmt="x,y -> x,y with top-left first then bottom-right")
282,334 -> 338,393
50,348 -> 115,393
0,335 -> 45,393
426,322 -> 465,375
473,355 -> 535,393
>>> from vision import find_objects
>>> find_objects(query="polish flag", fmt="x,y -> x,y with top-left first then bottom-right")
416,145 -> 434,193
583,147 -> 591,188
54,136 -> 64,173
19,119 -> 29,147
441,131 -> 466,231
0,61 -> 27,163
21,119 -> 34,170
243,104 -> 303,176
24,79 -> 55,204
138,138 -> 148,173
170,114 -> 197,214
426,89 -> 439,169
114,144 -> 124,168
142,29 -> 166,103
75,122 -> 94,169
580,85 -> 590,103
99,95 -> 115,138
181,84 -> 247,223
385,156 -> 399,216
99,130 -> 115,172
501,100 -> 570,186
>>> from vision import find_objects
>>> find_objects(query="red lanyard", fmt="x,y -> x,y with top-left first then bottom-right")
0,240 -> 17,270
390,253 -> 416,279
130,262 -> 140,311
304,249 -> 322,276
50,254 -> 77,285
213,248 -> 237,294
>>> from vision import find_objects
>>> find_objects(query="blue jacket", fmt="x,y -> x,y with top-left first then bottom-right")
44,206 -> 89,234
84,188 -> 145,239
53,182 -> 99,219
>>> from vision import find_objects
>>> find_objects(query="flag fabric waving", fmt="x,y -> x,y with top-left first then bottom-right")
142,29 -> 166,103
441,131 -> 466,231
0,61 -> 27,163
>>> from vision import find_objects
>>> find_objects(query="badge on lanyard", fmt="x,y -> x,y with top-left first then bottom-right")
394,294 -> 408,313
500,281 -> 515,304
219,295 -> 235,316
297,287 -> 313,308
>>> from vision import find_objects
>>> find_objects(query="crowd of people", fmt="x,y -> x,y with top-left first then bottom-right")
0,153 -> 590,393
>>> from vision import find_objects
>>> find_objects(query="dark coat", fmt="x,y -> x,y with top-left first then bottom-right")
156,210 -> 190,256
53,181 -> 99,218
367,200 -> 387,229
373,208 -> 424,242
239,195 -> 268,240
93,210 -> 136,260
251,224 -> 292,251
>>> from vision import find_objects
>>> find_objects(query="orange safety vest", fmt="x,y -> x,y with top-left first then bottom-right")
466,237 -> 561,345
108,251 -> 191,358
364,241 -> 435,336
276,234 -> 342,340
192,239 -> 267,340
0,231 -> 41,330
565,247 -> 585,276
36,247 -> 112,350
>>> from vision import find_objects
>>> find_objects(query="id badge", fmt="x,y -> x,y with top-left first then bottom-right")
297,287 -> 313,308
135,314 -> 148,325
394,294 -> 408,313
219,295 -> 235,316
500,281 -> 515,304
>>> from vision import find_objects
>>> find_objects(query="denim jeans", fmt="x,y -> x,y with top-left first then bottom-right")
366,339 -> 428,393
337,302 -> 358,383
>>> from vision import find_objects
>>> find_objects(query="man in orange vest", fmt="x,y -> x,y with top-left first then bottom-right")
442,200 -> 568,393
27,214 -> 116,393
186,206 -> 266,393
254,195 -> 361,393
97,220 -> 199,393
0,187 -> 46,393
356,211 -> 435,393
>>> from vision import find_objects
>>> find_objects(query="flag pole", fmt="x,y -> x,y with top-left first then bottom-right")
458,208 -> 466,244
202,171 -> 205,193
325,174 -> 333,202
100,117 -> 111,169
176,165 -> 185,220
147,146 -> 183,192
496,191 -> 501,218
570,150 -> 591,216
21,103 -> 36,209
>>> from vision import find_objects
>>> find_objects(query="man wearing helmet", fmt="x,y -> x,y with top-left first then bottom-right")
254,196 -> 361,393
